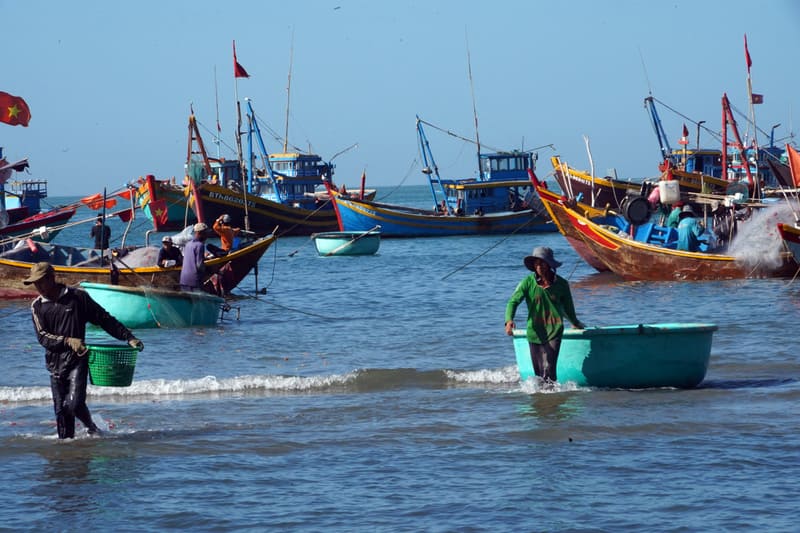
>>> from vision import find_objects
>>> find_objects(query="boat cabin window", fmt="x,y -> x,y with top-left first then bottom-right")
485,155 -> 530,172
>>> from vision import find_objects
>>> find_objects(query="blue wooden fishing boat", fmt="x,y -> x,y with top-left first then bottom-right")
328,118 -> 554,237
512,323 -> 718,389
79,282 -> 226,329
312,226 -> 380,256
189,101 -> 374,237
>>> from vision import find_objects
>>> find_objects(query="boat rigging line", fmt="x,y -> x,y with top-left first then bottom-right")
376,158 -> 419,201
416,118 -> 554,155
440,205 -> 551,281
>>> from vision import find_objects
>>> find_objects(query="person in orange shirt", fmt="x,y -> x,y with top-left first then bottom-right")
211,214 -> 241,256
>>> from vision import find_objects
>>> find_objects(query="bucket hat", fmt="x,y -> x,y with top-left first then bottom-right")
679,205 -> 696,219
524,246 -> 562,271
23,261 -> 54,284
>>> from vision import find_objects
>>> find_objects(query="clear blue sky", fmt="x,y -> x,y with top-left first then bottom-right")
3,0 -> 799,196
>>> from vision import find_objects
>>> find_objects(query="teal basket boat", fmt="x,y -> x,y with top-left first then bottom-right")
87,344 -> 139,387
512,323 -> 718,389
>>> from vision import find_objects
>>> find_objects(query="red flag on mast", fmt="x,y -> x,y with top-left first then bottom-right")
0,91 -> 31,127
744,34 -> 752,73
678,124 -> 689,145
233,41 -> 250,78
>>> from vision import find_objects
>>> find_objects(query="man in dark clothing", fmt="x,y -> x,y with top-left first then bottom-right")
157,235 -> 183,268
90,216 -> 111,249
26,262 -> 143,439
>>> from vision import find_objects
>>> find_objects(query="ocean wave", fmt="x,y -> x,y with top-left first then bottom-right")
0,367 -> 533,404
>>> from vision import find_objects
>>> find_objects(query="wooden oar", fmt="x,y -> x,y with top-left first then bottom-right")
325,225 -> 381,256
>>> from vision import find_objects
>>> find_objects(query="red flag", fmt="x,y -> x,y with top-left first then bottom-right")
751,93 -> 764,104
0,91 -> 31,127
116,189 -> 134,201
116,208 -> 134,222
678,124 -> 689,145
233,41 -> 250,78
149,199 -> 169,225
744,34 -> 752,72
786,144 -> 800,188
80,193 -> 117,210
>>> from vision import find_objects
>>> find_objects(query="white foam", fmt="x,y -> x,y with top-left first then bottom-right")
728,203 -> 797,268
0,372 -> 361,404
445,365 -> 520,384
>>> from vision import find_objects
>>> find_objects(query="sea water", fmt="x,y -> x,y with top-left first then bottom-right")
1,186 -> 798,531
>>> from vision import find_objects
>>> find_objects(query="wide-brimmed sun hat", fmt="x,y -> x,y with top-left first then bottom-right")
23,261 -> 54,284
524,246 -> 562,271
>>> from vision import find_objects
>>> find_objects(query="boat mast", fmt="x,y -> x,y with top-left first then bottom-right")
644,96 -> 674,162
417,117 -> 451,214
283,30 -> 294,154
743,34 -> 760,197
721,93 -> 755,189
214,66 -> 221,159
465,32 -> 481,179
232,40 -> 252,231
245,100 -> 281,202
583,135 -> 596,208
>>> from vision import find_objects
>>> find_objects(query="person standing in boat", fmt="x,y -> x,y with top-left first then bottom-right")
209,214 -> 241,257
504,247 -> 585,383
90,216 -> 111,249
180,222 -> 208,291
25,261 -> 143,439
157,235 -> 183,268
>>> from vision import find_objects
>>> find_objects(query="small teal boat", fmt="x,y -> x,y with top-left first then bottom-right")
513,323 -> 717,389
312,227 -> 381,256
80,282 -> 225,329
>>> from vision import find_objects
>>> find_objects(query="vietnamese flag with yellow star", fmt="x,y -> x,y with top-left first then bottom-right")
0,91 -> 31,127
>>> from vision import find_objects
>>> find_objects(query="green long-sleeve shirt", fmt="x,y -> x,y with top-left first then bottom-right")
505,273 -> 581,344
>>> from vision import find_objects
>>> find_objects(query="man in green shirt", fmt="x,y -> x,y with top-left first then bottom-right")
505,247 -> 585,383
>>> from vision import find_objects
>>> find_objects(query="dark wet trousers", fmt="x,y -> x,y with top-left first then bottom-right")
529,338 -> 562,383
50,361 -> 97,439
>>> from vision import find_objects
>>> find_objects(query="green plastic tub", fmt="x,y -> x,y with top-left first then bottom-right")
87,344 -> 138,387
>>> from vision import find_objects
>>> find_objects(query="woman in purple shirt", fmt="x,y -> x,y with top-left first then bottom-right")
180,222 -> 208,291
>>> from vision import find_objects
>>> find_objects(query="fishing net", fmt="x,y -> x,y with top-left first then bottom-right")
728,202 -> 798,269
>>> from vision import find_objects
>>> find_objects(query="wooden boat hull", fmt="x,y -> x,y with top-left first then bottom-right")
79,282 -> 224,328
531,175 -> 611,272
513,323 -> 717,388
137,174 -> 195,232
332,195 -> 555,237
193,182 -> 338,237
532,165 -> 800,280
777,223 -> 800,263
0,206 -> 76,243
0,234 -> 276,298
312,230 -> 380,256
563,205 -> 798,280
